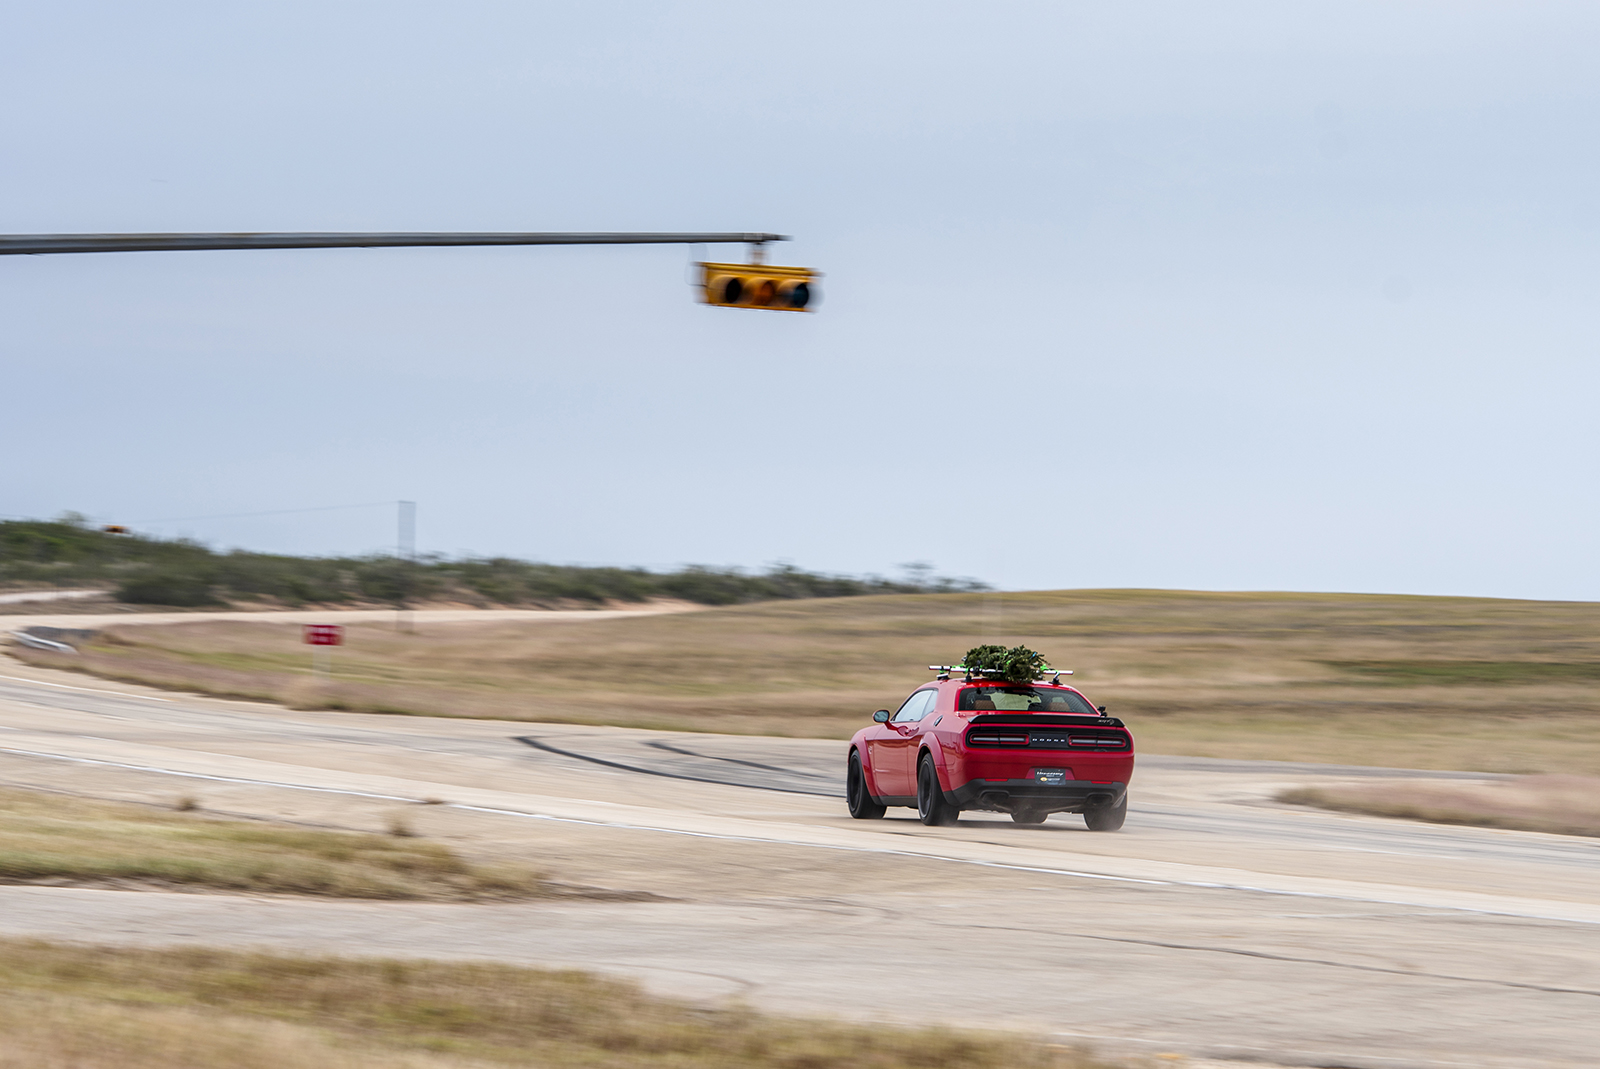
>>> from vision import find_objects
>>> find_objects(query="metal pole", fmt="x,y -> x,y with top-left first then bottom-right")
397,500 -> 415,633
398,500 -> 415,560
0,232 -> 788,256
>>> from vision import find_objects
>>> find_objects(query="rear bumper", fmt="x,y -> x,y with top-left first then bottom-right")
953,749 -> 1133,789
947,778 -> 1127,814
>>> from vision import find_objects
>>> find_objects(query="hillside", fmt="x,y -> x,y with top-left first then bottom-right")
0,517 -> 981,608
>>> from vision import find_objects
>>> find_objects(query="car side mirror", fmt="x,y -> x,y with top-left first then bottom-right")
873,709 -> 890,723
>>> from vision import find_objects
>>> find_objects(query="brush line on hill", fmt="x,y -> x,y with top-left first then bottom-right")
1,517 -> 987,607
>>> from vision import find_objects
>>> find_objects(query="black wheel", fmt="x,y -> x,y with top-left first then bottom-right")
1011,809 -> 1048,825
917,755 -> 958,826
846,750 -> 886,819
1083,794 -> 1128,832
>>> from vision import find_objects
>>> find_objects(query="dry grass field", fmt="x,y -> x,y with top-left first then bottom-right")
0,788 -> 544,900
15,588 -> 1600,773
1280,774 -> 1600,837
0,940 -> 1121,1069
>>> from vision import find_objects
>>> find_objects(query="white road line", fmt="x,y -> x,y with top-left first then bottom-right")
0,746 -> 418,802
3,742 -> 1595,925
1047,1030 -> 1488,1069
0,674 -> 171,701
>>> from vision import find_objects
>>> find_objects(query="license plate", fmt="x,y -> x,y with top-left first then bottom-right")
1034,769 -> 1067,785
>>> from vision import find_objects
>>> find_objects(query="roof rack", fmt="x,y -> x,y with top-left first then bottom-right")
927,664 -> 1074,683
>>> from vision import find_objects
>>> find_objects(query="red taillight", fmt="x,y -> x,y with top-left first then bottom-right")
967,731 -> 1031,748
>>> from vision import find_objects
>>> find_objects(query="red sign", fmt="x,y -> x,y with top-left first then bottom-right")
303,625 -> 344,646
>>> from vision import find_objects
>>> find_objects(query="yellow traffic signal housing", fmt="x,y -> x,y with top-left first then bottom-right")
699,262 -> 818,311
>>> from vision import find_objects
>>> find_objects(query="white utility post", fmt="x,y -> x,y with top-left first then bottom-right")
397,500 -> 416,633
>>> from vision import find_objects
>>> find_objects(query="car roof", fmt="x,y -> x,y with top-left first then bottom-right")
920,678 -> 1077,689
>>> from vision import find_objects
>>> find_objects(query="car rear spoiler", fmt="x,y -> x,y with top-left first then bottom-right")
969,713 -> 1125,728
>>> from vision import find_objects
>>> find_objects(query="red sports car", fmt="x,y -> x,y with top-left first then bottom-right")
846,670 -> 1133,829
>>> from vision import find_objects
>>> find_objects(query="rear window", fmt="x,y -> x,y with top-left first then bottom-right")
958,686 -> 1097,714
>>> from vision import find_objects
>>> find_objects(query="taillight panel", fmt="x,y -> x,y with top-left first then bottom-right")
965,729 -> 1129,750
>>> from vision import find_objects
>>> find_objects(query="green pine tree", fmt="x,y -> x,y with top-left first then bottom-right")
961,644 -> 1050,683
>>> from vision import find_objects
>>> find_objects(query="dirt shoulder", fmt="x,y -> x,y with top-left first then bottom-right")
0,938 -> 1125,1069
0,785 -> 545,900
0,600 -> 700,627
1281,774 -> 1600,837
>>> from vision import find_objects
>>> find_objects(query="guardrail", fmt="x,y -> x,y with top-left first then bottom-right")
11,630 -> 78,654
8,626 -> 97,654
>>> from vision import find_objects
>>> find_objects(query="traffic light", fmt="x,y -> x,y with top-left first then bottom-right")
700,262 -> 818,311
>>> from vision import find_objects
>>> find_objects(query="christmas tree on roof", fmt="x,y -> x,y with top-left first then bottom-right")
960,644 -> 1051,683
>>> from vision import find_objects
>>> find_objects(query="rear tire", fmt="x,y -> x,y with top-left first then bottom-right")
846,750 -> 886,819
917,755 -> 958,826
1083,794 -> 1128,832
1011,809 -> 1048,825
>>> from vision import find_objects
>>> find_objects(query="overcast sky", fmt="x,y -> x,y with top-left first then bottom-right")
4,2 -> 1599,598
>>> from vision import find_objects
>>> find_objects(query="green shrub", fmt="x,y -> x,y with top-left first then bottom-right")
1,518 -> 988,609
115,572 -> 223,607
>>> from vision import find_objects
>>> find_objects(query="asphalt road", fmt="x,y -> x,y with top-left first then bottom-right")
0,652 -> 1596,1069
